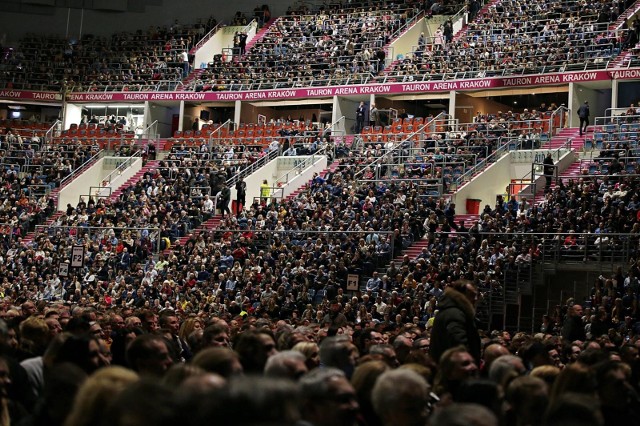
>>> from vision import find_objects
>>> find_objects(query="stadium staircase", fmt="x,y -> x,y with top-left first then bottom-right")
181,69 -> 206,86
244,18 -> 277,52
21,151 -> 106,246
531,127 -> 585,205
166,159 -> 340,254
21,212 -> 65,246
602,0 -> 640,68
107,160 -> 160,201
412,128 -> 585,260
450,0 -> 500,44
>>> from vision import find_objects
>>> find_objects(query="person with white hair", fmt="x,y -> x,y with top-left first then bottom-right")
371,368 -> 431,426
264,350 -> 308,380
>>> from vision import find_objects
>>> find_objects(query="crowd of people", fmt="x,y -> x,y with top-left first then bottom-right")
389,0 -> 633,81
0,112 -> 640,425
0,274 -> 637,425
4,0 -> 640,424
0,17 -> 218,92
185,0 -> 423,91
3,0 -> 640,92
1,126 -> 100,241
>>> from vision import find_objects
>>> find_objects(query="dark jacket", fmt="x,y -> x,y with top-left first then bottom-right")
430,287 -> 481,363
577,103 -> 590,119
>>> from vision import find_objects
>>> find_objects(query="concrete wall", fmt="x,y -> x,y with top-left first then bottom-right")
58,156 -> 106,209
63,103 -> 83,130
570,83 -> 611,127
336,97 -> 361,134
194,22 -> 257,69
57,156 -> 142,209
147,102 -> 179,137
94,157 -> 143,199
388,17 -> 427,60
240,156 -> 281,206
231,154 -> 328,208
452,148 -> 576,213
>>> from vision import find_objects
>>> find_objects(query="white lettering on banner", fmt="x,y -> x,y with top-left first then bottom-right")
611,69 -> 640,79
533,75 -> 561,84
306,88 -> 333,96
217,93 -> 243,100
402,83 -> 432,91
458,79 -> 492,89
358,85 -> 391,94
123,93 -> 150,100
266,90 -> 296,98
504,77 -> 533,87
431,81 -> 459,90
334,87 -> 358,95
0,90 -> 22,98
150,93 -> 174,100
561,72 -> 597,82
32,92 -> 57,100
69,93 -> 114,101
244,91 -> 267,99
175,93 -> 206,100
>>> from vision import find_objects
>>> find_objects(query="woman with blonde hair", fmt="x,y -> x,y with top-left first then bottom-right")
64,366 -> 138,426
291,341 -> 320,371
179,317 -> 203,345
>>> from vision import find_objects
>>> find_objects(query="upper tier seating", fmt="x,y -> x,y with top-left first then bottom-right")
0,17 -> 217,92
388,0 -> 627,81
189,1 -> 423,91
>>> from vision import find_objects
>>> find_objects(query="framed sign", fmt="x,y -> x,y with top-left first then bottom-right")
346,274 -> 359,291
71,246 -> 84,268
58,262 -> 69,277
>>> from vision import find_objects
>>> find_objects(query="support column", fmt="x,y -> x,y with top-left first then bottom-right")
568,83 -> 575,128
234,100 -> 242,127
448,90 -> 457,119
178,100 -> 185,131
611,79 -> 619,110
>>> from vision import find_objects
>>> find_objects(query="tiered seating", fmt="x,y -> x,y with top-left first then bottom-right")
0,18 -> 217,92
0,128 -> 101,239
51,121 -> 136,149
587,114 -> 640,150
190,2 -> 422,90
388,0 -> 627,80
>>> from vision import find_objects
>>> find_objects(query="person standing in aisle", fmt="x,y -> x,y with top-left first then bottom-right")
356,101 -> 366,133
260,179 -> 270,204
543,153 -> 555,192
369,103 -> 379,127
577,101 -> 590,136
235,179 -> 246,215
219,185 -> 231,218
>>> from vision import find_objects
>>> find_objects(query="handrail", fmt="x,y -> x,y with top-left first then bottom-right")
353,112 -> 449,179
44,119 -> 62,144
208,119 -> 234,149
100,151 -> 142,189
226,149 -> 278,187
57,149 -> 105,190
190,21 -> 224,55
549,105 -> 570,138
141,120 -> 158,136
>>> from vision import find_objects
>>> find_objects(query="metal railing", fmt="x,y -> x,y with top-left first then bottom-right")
57,149 -> 105,191
32,225 -> 162,255
226,149 -> 278,187
97,151 -> 142,194
353,112 -> 450,179
207,119 -> 234,149
190,21 -> 224,55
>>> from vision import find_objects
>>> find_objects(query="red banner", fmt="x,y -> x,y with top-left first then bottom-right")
0,69 -> 622,103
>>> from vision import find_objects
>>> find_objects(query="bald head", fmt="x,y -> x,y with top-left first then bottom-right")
483,344 -> 510,371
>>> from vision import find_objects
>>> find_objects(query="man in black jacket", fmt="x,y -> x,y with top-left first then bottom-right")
577,101 -> 590,136
430,280 -> 481,363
